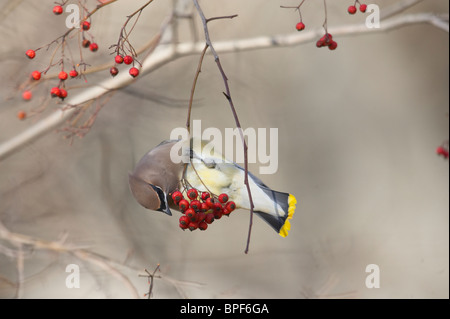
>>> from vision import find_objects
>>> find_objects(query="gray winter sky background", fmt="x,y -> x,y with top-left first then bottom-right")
0,0 -> 448,298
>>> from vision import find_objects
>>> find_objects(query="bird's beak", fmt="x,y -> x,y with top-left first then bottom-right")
149,184 -> 172,216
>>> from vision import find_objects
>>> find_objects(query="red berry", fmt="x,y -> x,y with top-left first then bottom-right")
58,71 -> 68,81
205,213 -> 215,224
222,208 -> 231,215
348,5 -> 357,14
115,55 -> 124,64
328,41 -> 338,50
82,39 -> 91,48
22,90 -> 32,101
213,202 -> 222,213
129,67 -> 139,78
205,197 -> 215,209
31,70 -> 41,81
123,55 -> 133,65
187,189 -> 198,200
59,88 -> 68,100
213,209 -> 223,220
225,201 -> 236,212
110,66 -> 119,77
179,215 -> 190,226
196,212 -> 206,222
26,50 -> 36,59
50,87 -> 61,98
436,146 -> 449,158
295,22 -> 305,31
198,221 -> 208,231
188,221 -> 199,231
69,69 -> 78,78
201,192 -> 210,201
218,193 -> 229,204
200,202 -> 209,213
316,40 -> 325,48
171,191 -> 183,203
53,5 -> 63,15
179,223 -> 189,230
190,200 -> 201,212
359,4 -> 367,12
179,199 -> 190,212
185,208 -> 196,220
17,111 -> 26,120
82,21 -> 91,31
89,43 -> 98,52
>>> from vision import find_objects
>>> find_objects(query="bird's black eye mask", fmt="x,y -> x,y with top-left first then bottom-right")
149,184 -> 172,216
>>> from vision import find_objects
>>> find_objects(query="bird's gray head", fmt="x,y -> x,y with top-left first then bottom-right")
128,173 -> 171,215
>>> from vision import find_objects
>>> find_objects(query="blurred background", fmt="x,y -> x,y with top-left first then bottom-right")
0,0 -> 448,298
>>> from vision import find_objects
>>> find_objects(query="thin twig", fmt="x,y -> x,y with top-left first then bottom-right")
192,0 -> 255,254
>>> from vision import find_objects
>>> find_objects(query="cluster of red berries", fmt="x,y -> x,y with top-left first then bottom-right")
316,33 -> 337,50
171,188 -> 236,232
436,145 -> 449,159
20,4 -> 100,111
110,54 -> 140,78
348,2 -> 367,14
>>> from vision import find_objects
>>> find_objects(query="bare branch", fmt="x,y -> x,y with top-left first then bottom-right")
0,12 -> 446,160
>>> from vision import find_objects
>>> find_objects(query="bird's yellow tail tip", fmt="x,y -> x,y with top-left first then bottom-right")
279,194 -> 297,238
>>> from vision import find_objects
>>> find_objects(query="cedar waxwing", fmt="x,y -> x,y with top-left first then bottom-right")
128,140 -> 184,216
129,139 -> 297,237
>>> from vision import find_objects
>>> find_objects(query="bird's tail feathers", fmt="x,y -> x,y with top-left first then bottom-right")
253,185 -> 297,237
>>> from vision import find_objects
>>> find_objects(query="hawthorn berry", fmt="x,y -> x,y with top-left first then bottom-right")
296,22 -> 305,31
188,221 -> 199,231
205,197 -> 215,209
187,189 -> 198,200
31,70 -> 41,80
185,208 -> 196,219
59,88 -> 68,100
348,5 -> 357,14
17,111 -> 26,120
179,222 -> 189,230
89,42 -> 99,52
110,66 -> 119,77
26,50 -> 36,59
58,71 -> 68,81
200,202 -> 209,213
69,69 -> 78,78
115,55 -> 124,64
22,90 -> 32,101
222,208 -> 231,215
190,200 -> 201,212
179,199 -> 190,212
50,87 -> 61,98
129,67 -> 139,78
328,41 -> 338,50
123,55 -> 133,65
213,209 -> 223,220
179,215 -> 190,226
436,146 -> 449,158
171,191 -> 183,203
201,192 -> 210,201
225,201 -> 236,212
82,39 -> 91,48
359,4 -> 367,13
53,5 -> 63,15
198,221 -> 208,231
218,193 -> 229,204
82,21 -> 91,31
196,212 -> 206,222
205,213 -> 214,224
